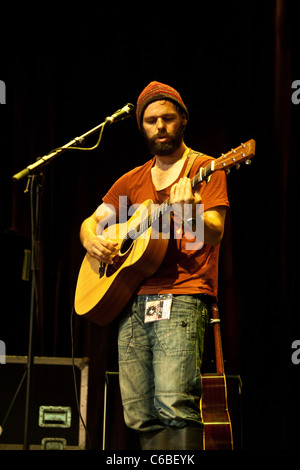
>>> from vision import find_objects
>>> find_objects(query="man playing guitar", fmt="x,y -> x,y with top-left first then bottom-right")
79,82 -> 229,450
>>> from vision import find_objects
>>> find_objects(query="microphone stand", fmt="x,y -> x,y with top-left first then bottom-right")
12,115 -> 111,450
23,172 -> 42,450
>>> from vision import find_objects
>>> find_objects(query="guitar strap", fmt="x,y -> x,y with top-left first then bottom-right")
183,150 -> 204,178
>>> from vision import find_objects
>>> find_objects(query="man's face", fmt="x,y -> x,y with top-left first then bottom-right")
142,100 -> 187,156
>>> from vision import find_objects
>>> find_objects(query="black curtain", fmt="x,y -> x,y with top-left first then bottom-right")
1,1 -> 299,450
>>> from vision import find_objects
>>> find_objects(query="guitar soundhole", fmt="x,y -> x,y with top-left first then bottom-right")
120,236 -> 134,255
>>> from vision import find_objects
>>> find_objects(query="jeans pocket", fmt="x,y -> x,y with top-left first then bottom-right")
154,312 -> 198,354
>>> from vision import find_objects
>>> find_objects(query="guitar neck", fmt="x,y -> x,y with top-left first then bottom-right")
211,304 -> 225,374
132,139 -> 255,237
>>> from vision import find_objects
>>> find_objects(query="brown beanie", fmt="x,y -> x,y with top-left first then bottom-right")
136,81 -> 188,129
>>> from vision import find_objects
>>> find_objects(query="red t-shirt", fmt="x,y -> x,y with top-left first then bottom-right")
102,150 -> 229,299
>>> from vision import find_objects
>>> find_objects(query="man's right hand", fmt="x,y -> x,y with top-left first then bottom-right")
80,203 -> 119,264
84,235 -> 118,264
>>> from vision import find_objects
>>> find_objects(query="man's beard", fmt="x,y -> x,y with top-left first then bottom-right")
145,123 -> 185,156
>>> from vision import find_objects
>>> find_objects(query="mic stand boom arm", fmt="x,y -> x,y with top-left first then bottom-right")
12,119 -> 106,181
12,102 -> 135,181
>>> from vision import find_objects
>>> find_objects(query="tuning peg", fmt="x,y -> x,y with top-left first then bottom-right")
235,164 -> 241,170
226,169 -> 231,175
245,159 -> 252,165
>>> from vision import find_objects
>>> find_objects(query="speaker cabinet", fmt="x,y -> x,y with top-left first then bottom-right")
0,356 -> 89,450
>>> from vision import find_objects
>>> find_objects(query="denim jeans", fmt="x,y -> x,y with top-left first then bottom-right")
117,294 -> 209,433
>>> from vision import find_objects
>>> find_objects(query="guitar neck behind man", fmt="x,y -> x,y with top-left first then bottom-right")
79,81 -> 230,450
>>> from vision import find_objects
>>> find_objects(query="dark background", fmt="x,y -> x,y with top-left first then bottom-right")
1,1 -> 299,450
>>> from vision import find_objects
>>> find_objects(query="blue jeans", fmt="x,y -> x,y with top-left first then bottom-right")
117,294 -> 209,433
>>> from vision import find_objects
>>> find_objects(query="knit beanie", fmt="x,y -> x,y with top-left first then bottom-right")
136,81 -> 188,129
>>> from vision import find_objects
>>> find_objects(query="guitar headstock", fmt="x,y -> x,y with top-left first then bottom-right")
214,139 -> 256,173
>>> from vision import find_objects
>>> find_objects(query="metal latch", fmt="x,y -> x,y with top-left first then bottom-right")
41,437 -> 67,450
39,406 -> 72,428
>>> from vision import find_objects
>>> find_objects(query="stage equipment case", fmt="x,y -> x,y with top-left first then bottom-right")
0,356 -> 89,450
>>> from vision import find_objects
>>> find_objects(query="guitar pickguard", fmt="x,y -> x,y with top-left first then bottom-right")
106,249 -> 132,277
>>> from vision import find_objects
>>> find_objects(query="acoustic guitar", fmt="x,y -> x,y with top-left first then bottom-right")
74,139 -> 255,325
201,304 -> 234,450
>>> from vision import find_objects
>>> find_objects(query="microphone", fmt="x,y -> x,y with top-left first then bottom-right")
105,103 -> 135,124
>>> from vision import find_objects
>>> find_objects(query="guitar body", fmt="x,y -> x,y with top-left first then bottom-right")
201,373 -> 233,450
75,200 -> 169,325
199,304 -> 234,450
